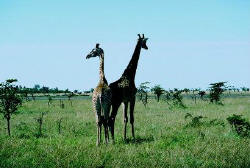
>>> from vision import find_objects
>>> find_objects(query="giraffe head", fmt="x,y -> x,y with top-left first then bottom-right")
138,34 -> 149,50
86,43 -> 104,59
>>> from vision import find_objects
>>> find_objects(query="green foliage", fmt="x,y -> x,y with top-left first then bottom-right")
138,82 -> 150,107
0,79 -> 22,136
241,87 -> 249,92
18,84 -> 69,95
185,113 -> 225,128
183,88 -> 190,93
164,89 -> 185,108
151,85 -> 164,102
198,91 -> 206,100
227,114 -> 250,137
209,82 -> 226,104
172,89 -> 185,108
185,113 -> 205,127
209,119 -> 225,127
15,122 -> 32,139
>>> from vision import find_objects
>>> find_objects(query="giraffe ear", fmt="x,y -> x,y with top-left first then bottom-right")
144,38 -> 149,41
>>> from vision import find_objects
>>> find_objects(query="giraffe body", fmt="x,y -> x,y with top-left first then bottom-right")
109,34 -> 148,141
86,44 -> 112,146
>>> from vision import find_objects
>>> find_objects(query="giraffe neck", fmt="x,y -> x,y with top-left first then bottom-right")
99,54 -> 108,84
122,41 -> 142,81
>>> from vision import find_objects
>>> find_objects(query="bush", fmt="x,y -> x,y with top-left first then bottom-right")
185,113 -> 205,127
227,114 -> 250,137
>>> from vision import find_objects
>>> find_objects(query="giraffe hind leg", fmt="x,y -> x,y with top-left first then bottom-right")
103,103 -> 111,144
109,103 -> 119,143
103,119 -> 109,144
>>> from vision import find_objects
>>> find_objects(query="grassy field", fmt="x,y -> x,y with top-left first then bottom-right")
0,95 -> 249,168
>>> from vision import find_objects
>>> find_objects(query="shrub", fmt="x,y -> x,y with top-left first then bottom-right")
185,113 -> 205,127
227,114 -> 250,137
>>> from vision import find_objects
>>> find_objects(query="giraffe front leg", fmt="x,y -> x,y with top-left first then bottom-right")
123,102 -> 128,141
130,97 -> 135,139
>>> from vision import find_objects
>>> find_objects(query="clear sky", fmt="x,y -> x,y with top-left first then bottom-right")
0,0 -> 249,91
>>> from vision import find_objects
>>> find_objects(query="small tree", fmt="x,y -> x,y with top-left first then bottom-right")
138,82 -> 150,107
35,112 -> 47,137
209,82 -> 226,104
0,79 -> 22,136
198,91 -> 206,100
67,92 -> 75,106
172,89 -> 185,108
151,85 -> 164,102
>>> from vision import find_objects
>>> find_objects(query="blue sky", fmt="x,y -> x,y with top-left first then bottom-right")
0,0 -> 249,91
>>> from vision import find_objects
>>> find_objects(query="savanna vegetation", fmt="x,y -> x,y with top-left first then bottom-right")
0,80 -> 249,168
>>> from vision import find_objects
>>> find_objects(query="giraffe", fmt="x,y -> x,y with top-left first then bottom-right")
86,43 -> 112,146
108,34 -> 148,141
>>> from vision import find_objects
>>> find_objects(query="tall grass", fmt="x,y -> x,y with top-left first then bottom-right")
0,96 -> 249,167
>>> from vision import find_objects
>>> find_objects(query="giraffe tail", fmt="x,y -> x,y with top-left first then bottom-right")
98,95 -> 104,116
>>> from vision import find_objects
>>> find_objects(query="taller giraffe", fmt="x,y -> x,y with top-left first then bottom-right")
86,44 -> 112,146
109,34 -> 148,141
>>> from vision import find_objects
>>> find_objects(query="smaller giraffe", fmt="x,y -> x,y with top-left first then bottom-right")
86,44 -> 112,146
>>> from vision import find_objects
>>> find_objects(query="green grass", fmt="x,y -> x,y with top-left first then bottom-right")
0,97 -> 249,168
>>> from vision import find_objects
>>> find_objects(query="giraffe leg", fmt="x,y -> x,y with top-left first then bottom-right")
130,97 -> 135,139
104,104 -> 111,144
109,104 -> 119,143
123,102 -> 128,140
96,120 -> 102,146
104,120 -> 109,144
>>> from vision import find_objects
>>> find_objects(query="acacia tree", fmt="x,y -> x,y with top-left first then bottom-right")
172,89 -> 185,108
209,82 -> 226,104
151,85 -> 164,102
0,79 -> 22,136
